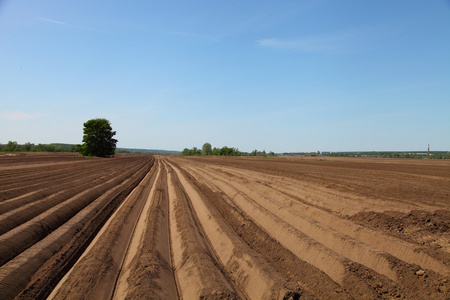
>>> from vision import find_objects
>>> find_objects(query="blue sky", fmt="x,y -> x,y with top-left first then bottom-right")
1,1 -> 449,152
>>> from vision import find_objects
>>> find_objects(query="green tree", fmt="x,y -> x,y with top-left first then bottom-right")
192,147 -> 201,155
24,142 -> 33,151
80,118 -> 117,157
182,148 -> 191,156
202,142 -> 212,155
181,147 -> 202,156
4,141 -> 18,152
211,147 -> 220,156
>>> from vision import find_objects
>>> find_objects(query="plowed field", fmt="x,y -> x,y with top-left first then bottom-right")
1,154 -> 449,299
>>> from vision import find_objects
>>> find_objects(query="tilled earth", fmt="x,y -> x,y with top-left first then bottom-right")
0,153 -> 448,299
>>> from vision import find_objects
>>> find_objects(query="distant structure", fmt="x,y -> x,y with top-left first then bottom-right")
428,144 -> 430,156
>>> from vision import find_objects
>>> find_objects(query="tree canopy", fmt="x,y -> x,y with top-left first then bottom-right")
202,143 -> 212,155
182,143 -> 276,157
79,118 -> 117,157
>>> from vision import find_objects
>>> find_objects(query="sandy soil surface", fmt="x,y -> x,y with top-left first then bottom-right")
0,154 -> 448,299
0,153 -> 154,299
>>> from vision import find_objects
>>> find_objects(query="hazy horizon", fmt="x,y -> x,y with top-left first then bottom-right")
1,140 -> 447,155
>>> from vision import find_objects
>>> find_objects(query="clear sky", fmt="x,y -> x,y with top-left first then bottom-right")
1,1 -> 449,153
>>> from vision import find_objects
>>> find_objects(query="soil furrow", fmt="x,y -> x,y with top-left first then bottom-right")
166,162 -> 240,299
0,159 -> 130,202
176,162 -> 346,299
45,158 -> 157,300
1,154 -> 447,299
177,157 -> 449,299
0,157 -> 153,300
0,160 -> 147,267
0,160 -> 112,194
180,160 -> 425,298
223,164 -> 449,275
197,161 -> 428,216
192,157 -> 450,208
168,159 -> 308,299
113,160 -> 178,299
181,158 -> 448,276
0,162 -> 139,233
196,165 -> 405,281
181,162 -> 373,295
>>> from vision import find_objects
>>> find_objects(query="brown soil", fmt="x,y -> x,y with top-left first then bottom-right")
0,154 -> 448,299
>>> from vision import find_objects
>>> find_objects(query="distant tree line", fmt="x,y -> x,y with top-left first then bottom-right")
328,151 -> 450,159
1,119 -> 119,157
0,141 -> 182,156
0,141 -> 78,153
182,143 -> 275,157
